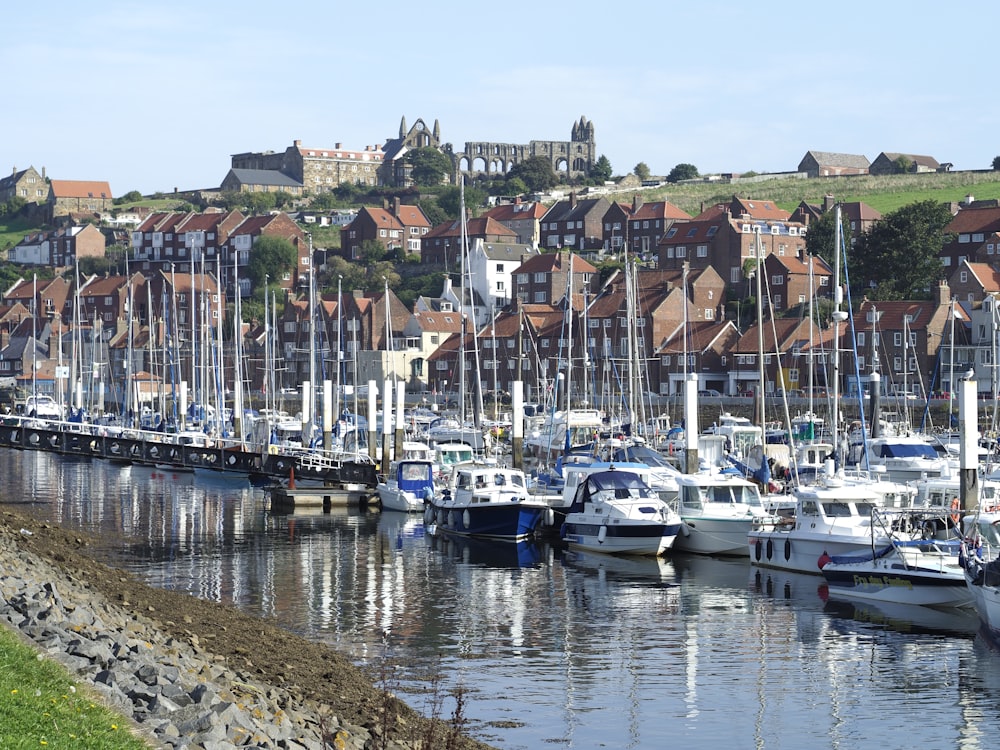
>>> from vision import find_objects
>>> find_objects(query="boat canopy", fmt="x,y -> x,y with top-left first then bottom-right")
569,469 -> 655,511
878,442 -> 938,459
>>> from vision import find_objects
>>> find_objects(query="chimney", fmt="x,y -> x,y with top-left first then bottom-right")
822,194 -> 835,212
335,142 -> 342,149
935,279 -> 950,306
393,197 -> 401,216
294,139 -> 301,147
569,192 -> 577,210
632,195 -> 642,212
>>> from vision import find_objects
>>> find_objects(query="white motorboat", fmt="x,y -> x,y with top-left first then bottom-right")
377,459 -> 435,513
560,465 -> 683,556
673,471 -> 779,556
748,479 -> 905,574
424,466 -> 549,540
819,509 -> 971,607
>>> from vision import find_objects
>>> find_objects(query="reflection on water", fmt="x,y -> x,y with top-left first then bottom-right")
4,449 -> 1000,749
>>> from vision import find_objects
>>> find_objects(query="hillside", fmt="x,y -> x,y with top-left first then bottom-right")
633,170 -> 1000,216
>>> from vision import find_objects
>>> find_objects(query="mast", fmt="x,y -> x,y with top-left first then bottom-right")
830,204 -> 848,468
232,250 -> 245,444
755,228 -> 766,432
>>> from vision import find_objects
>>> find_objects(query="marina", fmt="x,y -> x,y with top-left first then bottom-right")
3,448 -> 1000,749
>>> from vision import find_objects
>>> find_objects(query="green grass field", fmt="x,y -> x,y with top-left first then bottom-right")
0,625 -> 148,748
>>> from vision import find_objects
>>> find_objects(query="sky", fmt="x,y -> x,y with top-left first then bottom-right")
5,1 -> 998,197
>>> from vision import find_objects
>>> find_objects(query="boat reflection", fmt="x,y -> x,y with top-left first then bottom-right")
428,531 -> 544,568
560,548 -> 677,585
821,597 -> 979,637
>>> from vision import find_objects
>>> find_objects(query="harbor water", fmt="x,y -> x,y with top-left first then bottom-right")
3,448 -> 1000,749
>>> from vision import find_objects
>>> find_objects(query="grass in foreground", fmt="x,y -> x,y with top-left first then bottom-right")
0,625 -> 148,749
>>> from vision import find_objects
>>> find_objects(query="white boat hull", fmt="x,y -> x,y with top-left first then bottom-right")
674,516 -> 757,556
562,517 -> 681,556
822,557 -> 972,607
748,529 -> 877,575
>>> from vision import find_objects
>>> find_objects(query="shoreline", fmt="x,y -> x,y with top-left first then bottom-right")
0,507 -> 496,749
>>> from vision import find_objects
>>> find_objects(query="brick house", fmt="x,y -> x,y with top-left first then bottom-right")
655,320 -> 741,395
603,196 -> 691,257
796,151 -> 870,178
658,196 -> 807,288
539,193 -> 611,253
339,200 -> 431,261
223,212 -> 309,296
762,252 -> 833,312
420,215 -> 517,266
482,200 -> 547,249
790,195 -> 881,248
132,210 -> 245,276
512,251 -> 597,307
855,281 -> 954,397
948,260 -> 1000,308
939,203 -> 1000,272
47,180 -> 113,220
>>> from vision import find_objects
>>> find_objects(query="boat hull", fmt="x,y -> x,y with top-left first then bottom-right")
376,485 -> 425,513
748,530 -> 877,575
822,563 -> 972,607
562,519 -> 682,556
674,516 -> 757,556
426,501 -> 546,540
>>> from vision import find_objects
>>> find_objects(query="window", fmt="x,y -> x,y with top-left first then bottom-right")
496,263 -> 503,273
960,271 -> 968,283
686,227 -> 696,237
857,332 -> 866,347
662,355 -> 671,365
534,272 -> 546,283
704,308 -> 714,319
819,277 -> 829,286
534,291 -> 547,303
697,244 -> 707,257
540,338 -> 549,348
603,319 -> 611,328
771,275 -> 784,285
894,332 -> 902,346
676,246 -> 686,257
706,226 -> 718,237
666,227 -> 678,239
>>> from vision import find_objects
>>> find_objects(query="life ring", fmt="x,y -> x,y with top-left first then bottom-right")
784,539 -> 791,561
766,539 -> 773,560
950,498 -> 961,526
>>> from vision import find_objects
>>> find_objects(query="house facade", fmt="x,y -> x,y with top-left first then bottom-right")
0,166 -> 47,205
8,224 -> 106,268
539,194 -> 611,253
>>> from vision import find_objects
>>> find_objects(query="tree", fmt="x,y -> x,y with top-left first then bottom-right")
406,147 -> 452,186
504,176 -> 528,196
244,191 -> 277,215
508,156 -> 558,192
992,155 -> 1000,171
803,209 -> 851,267
246,234 -> 297,290
590,155 -> 613,182
633,162 -> 651,182
436,185 -> 487,219
847,199 -> 953,300
894,155 -> 912,173
666,163 -> 699,183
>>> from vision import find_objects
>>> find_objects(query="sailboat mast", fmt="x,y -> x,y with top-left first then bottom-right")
755,229 -> 765,431
831,204 -> 847,466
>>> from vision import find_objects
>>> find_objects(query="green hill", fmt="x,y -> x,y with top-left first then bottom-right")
635,170 -> 1000,216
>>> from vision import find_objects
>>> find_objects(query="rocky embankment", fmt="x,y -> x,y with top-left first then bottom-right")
0,509 -> 494,750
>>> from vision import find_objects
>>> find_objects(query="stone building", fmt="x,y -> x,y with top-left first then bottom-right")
230,140 -> 384,193
0,166 -> 47,204
47,180 -> 113,221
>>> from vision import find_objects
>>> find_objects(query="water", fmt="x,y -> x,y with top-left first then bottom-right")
4,448 -> 1000,749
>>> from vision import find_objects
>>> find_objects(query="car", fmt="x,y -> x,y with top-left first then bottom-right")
697,389 -> 722,398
